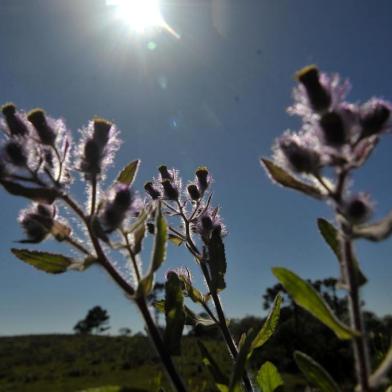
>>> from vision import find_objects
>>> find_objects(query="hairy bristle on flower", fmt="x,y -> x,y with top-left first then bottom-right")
344,194 -> 373,224
144,182 -> 161,200
161,179 -> 179,200
1,103 -> 29,137
187,184 -> 200,201
296,65 -> 331,113
319,111 -> 347,146
93,118 -> 112,147
27,109 -> 56,146
5,141 -> 27,167
195,166 -> 210,194
158,165 -> 172,180
360,100 -> 391,138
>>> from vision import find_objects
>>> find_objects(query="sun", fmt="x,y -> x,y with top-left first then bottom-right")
106,0 -> 174,35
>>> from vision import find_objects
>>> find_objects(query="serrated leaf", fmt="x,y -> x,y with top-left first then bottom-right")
164,272 -> 185,355
317,218 -> 367,286
272,267 -> 356,340
0,180 -> 58,203
261,158 -> 324,199
11,249 -> 73,274
248,294 -> 282,359
256,361 -> 284,392
229,329 -> 257,392
207,229 -> 227,291
168,234 -> 183,246
197,340 -> 229,389
294,351 -> 341,392
116,159 -> 140,186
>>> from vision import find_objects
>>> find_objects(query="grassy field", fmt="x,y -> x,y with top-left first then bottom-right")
0,334 -> 235,392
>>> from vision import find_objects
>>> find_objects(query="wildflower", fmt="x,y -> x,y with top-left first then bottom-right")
99,184 -> 135,233
289,66 -> 350,119
144,181 -> 161,200
78,118 -> 120,180
161,179 -> 179,200
192,207 -> 226,242
195,166 -> 211,196
27,109 -> 57,146
187,184 -> 201,201
1,103 -> 30,137
273,130 -> 322,174
343,194 -> 373,224
319,111 -> 347,147
359,99 -> 391,138
18,203 -> 56,243
4,141 -> 28,167
158,165 -> 173,180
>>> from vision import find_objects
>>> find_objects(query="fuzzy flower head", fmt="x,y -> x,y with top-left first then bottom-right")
166,267 -> 192,286
1,103 -> 31,137
145,165 -> 182,201
78,118 -> 121,180
18,203 -> 56,243
99,184 -> 139,233
273,130 -> 324,174
288,65 -> 351,119
192,206 -> 227,242
342,193 -> 373,225
359,98 -> 392,138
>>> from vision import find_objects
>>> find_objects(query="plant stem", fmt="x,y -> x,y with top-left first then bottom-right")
341,233 -> 370,391
136,296 -> 187,392
90,176 -> 97,216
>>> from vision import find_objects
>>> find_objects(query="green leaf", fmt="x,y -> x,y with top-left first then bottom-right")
116,159 -> 140,187
150,203 -> 167,274
229,329 -> 257,392
207,229 -> 227,291
197,340 -> 229,389
317,218 -> 367,286
0,179 -> 58,203
248,294 -> 282,359
164,272 -> 186,355
133,221 -> 146,255
272,267 -> 356,340
261,158 -> 325,199
294,351 -> 341,392
11,249 -> 73,274
183,306 -> 216,327
256,361 -> 284,392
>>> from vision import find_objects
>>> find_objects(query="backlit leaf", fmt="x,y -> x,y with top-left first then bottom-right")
272,267 -> 356,340
116,159 -> 140,186
256,361 -> 284,392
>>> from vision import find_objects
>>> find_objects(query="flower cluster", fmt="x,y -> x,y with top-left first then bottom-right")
272,66 -> 391,224
0,104 -> 71,186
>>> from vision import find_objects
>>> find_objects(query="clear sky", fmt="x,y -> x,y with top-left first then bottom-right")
0,0 -> 391,336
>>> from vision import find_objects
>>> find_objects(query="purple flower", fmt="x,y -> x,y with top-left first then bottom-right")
27,109 -> 57,146
146,165 -> 182,201
78,118 -> 121,180
187,183 -> 201,201
99,184 -> 137,233
18,203 -> 56,243
191,206 -> 227,242
288,66 -> 351,120
1,103 -> 31,137
195,166 -> 212,196
273,130 -> 323,174
342,193 -> 373,224
359,98 -> 391,138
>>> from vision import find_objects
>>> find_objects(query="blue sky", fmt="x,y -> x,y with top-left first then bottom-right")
0,0 -> 392,335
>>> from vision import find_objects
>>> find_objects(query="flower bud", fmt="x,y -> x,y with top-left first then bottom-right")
93,118 -> 112,147
296,65 -> 331,113
1,103 -> 29,137
27,109 -> 56,146
81,139 -> 101,176
319,111 -> 347,146
5,141 -> 27,167
344,194 -> 373,224
195,166 -> 209,193
161,179 -> 179,200
19,203 -> 55,243
158,165 -> 172,180
187,184 -> 200,201
144,181 -> 161,199
279,139 -> 320,174
360,102 -> 390,138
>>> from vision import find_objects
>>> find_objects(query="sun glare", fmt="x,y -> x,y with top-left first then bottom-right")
106,0 -> 178,37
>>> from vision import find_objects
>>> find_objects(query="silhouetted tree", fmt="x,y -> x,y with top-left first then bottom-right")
74,306 -> 110,335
